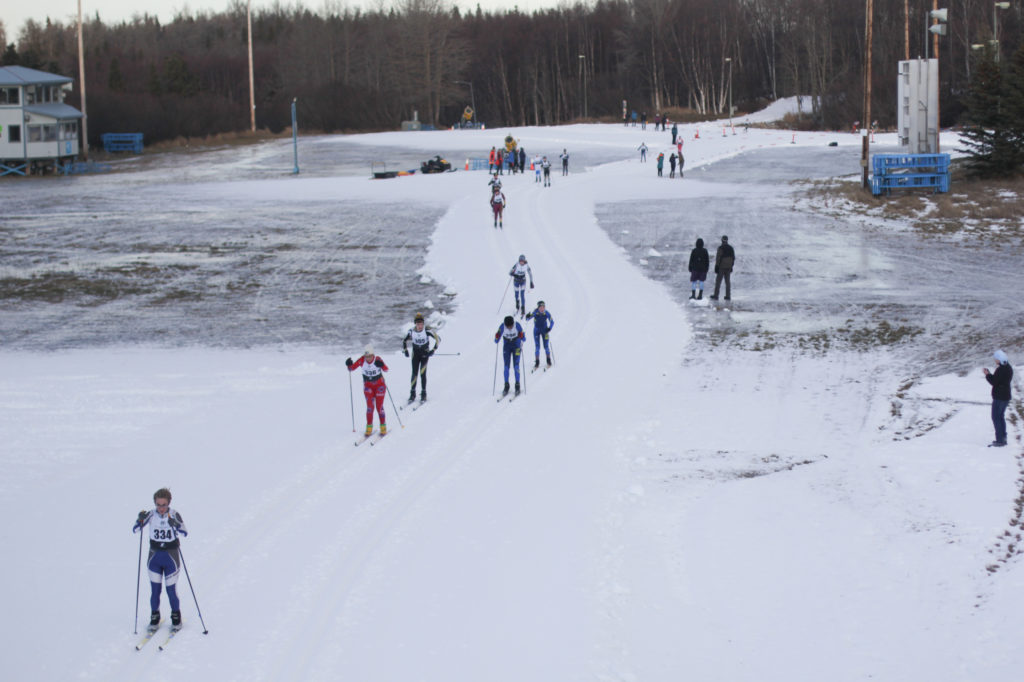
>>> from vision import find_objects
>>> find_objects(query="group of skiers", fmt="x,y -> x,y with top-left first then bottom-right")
495,254 -> 553,397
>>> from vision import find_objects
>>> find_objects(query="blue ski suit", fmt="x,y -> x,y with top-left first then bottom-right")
525,307 -> 554,360
494,321 -> 525,383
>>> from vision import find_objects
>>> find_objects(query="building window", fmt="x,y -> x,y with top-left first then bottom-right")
61,122 -> 78,139
44,124 -> 58,141
25,86 -> 36,105
0,87 -> 19,105
8,125 -> 21,142
28,125 -> 42,142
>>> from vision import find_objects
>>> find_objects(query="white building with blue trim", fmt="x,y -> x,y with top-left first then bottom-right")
0,66 -> 83,175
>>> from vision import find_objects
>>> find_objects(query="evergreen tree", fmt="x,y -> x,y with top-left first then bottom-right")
1004,43 -> 1024,173
961,47 -> 1018,177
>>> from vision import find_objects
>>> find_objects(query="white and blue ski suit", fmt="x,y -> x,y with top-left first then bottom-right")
494,320 -> 525,383
133,507 -> 189,613
509,259 -> 534,312
525,306 -> 554,361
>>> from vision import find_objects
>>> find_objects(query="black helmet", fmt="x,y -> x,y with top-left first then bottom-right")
537,300 -> 545,307
504,315 -> 514,326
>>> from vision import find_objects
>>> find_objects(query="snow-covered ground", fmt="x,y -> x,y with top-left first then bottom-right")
2,100 -> 1023,681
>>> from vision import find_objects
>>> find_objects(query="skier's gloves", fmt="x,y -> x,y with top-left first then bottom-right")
136,510 -> 150,526
374,358 -> 384,368
403,349 -> 409,357
530,283 -> 534,289
345,358 -> 353,367
428,349 -> 435,357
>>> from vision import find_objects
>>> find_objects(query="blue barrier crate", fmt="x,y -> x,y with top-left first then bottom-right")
101,133 -> 144,154
872,153 -> 949,175
871,172 -> 950,195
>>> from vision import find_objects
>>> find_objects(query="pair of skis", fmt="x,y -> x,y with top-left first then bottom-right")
354,430 -> 388,447
135,624 -> 181,651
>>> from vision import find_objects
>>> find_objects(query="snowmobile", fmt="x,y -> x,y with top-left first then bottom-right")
420,155 -> 452,173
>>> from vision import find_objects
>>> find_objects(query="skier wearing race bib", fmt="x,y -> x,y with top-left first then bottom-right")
525,300 -> 554,368
509,254 -> 534,316
402,312 -> 440,403
346,345 -> 390,436
490,186 -> 507,228
133,487 -> 189,633
494,315 -> 525,396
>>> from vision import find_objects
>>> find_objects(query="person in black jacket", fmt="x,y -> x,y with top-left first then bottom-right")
687,238 -> 710,300
710,235 -> 735,301
984,350 -> 1013,447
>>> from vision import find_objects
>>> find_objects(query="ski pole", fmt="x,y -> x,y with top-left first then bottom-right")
385,382 -> 404,428
134,526 -> 143,634
347,369 -> 355,432
430,352 -> 461,356
520,348 -> 526,394
492,343 -> 500,395
178,545 -> 209,634
495,277 -> 512,314
548,338 -> 555,365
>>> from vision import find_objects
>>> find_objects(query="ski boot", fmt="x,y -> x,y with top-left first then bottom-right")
697,290 -> 703,300
148,611 -> 161,633
502,382 -> 510,397
365,424 -> 373,437
380,424 -> 388,435
514,382 -> 521,396
170,610 -> 182,632
546,355 -> 552,367
408,391 -> 416,404
534,358 -> 540,369
689,290 -> 696,300
420,392 -> 427,403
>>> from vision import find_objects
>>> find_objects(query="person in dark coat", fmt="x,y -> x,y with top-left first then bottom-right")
710,235 -> 735,301
984,350 -> 1013,447
669,152 -> 677,178
687,238 -> 710,300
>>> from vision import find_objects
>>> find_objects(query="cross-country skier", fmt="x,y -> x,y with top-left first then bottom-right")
488,173 -> 502,191
638,142 -> 648,162
525,300 -> 554,368
533,155 -> 543,183
509,254 -> 534,316
494,314 -> 525,396
490,186 -> 507,228
542,156 -> 552,187
133,487 -> 189,633
560,148 -> 569,176
346,345 -> 389,435
402,312 -> 440,403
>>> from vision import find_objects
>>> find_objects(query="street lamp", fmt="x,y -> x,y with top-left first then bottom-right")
994,2 -> 1011,62
578,55 -> 586,119
725,57 -> 733,133
453,80 -> 476,127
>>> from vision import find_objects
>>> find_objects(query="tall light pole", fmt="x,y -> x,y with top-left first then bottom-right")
247,0 -> 256,132
578,54 -> 586,119
862,0 -> 873,189
994,2 -> 1011,63
725,57 -> 733,132
454,80 -> 476,126
76,0 -> 88,159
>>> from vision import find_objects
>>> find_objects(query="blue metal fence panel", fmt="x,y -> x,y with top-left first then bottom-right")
101,133 -> 144,153
870,153 -> 951,195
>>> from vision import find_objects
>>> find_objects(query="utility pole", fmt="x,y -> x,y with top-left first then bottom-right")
904,0 -> 910,61
862,0 -> 874,190
77,0 -> 88,160
248,0 -> 256,132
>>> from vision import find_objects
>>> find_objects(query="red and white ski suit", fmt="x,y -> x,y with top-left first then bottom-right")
349,355 -> 389,426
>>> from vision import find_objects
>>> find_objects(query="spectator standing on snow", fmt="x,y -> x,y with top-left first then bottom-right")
133,488 -> 189,634
560,149 -> 569,176
509,254 -> 535,316
687,238 -> 710,300
710,236 -> 735,301
656,152 -> 664,177
402,312 -> 440,403
525,300 -> 554,369
518,147 -> 526,174
494,315 -> 525,396
669,152 -> 677,178
638,142 -> 648,162
641,111 -> 647,130
671,122 -> 679,145
488,147 -> 497,173
984,350 -> 1013,447
346,345 -> 389,436
678,151 -> 685,178
496,149 -> 504,175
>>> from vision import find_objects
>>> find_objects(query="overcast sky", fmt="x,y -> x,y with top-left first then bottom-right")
3,0 -> 564,40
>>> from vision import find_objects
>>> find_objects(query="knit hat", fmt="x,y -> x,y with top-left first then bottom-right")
994,349 -> 1009,365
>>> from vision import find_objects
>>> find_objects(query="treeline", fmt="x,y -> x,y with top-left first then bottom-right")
1,0 -> 1021,146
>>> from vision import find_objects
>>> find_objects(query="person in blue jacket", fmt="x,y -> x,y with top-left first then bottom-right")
525,300 -> 554,369
494,315 -> 525,396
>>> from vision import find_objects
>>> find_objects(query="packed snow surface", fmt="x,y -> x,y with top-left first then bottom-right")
2,99 -> 1023,681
